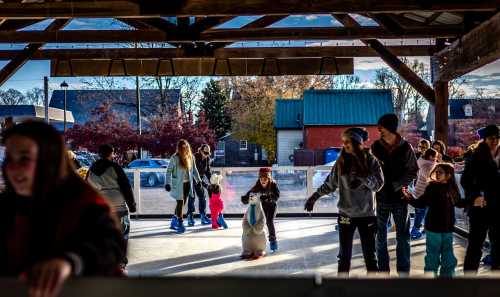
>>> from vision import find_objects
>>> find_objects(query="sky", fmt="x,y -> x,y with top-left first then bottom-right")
0,15 -> 498,98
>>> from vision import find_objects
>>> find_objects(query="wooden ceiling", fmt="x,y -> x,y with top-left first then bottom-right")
0,0 -> 497,81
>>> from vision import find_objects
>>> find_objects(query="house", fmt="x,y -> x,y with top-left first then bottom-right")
426,98 -> 500,145
212,134 -> 267,167
275,89 -> 394,166
50,89 -> 181,127
0,105 -> 75,131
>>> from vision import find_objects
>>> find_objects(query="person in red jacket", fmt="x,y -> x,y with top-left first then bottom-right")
0,121 -> 125,297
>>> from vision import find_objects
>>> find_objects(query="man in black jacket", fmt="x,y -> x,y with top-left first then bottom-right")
187,144 -> 212,226
371,113 -> 418,275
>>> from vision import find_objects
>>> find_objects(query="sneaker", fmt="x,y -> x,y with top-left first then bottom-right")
217,214 -> 228,229
200,213 -> 211,225
169,216 -> 178,230
176,220 -> 186,234
270,241 -> 278,252
410,228 -> 422,240
187,213 -> 195,227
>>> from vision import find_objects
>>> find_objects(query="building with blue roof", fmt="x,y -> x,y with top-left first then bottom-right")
275,89 -> 393,165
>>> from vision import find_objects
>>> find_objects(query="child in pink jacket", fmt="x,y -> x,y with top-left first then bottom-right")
411,148 -> 438,239
208,174 -> 228,229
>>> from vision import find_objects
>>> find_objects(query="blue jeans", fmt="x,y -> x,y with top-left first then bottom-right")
425,231 -> 456,277
412,207 -> 427,232
376,203 -> 411,273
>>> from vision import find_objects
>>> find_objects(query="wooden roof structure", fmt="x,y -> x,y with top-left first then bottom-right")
0,0 -> 498,143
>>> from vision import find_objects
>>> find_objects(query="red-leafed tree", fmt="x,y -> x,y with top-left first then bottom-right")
66,102 -> 137,159
141,108 -> 216,157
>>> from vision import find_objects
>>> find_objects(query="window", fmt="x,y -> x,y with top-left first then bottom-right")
216,141 -> 225,151
464,104 -> 473,117
240,140 -> 248,151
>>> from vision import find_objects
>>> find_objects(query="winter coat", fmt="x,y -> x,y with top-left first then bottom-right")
0,176 -> 125,276
242,194 -> 266,255
208,184 -> 224,215
415,158 -> 437,198
165,154 -> 201,201
460,142 -> 500,211
87,159 -> 136,213
316,151 -> 384,218
371,135 -> 418,204
241,181 -> 280,204
408,182 -> 466,233
195,152 -> 212,180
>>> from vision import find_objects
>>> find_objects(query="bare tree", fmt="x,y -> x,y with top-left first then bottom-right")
0,89 -> 26,105
329,75 -> 361,89
25,87 -> 45,106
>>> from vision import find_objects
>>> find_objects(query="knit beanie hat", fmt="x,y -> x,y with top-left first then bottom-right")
477,125 -> 500,139
343,127 -> 369,144
259,167 -> 272,177
377,113 -> 399,134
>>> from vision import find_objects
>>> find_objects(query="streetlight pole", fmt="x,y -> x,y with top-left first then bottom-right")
60,81 -> 68,133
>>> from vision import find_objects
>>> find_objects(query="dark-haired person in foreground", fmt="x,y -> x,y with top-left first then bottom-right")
0,121 -> 124,297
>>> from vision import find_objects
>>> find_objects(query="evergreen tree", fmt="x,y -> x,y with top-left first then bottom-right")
199,79 -> 231,139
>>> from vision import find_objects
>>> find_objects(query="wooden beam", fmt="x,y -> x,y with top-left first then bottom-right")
368,14 -> 405,35
50,57 -> 354,77
241,15 -> 288,29
192,17 -> 235,32
433,11 -> 500,82
0,45 -> 437,60
0,1 -> 498,19
334,13 -> 436,103
0,26 -> 463,43
0,18 -> 68,87
0,19 -> 41,30
434,81 -> 449,145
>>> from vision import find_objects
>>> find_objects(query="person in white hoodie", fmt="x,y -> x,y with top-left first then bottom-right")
410,148 -> 438,240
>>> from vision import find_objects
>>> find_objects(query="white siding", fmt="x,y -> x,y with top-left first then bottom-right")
277,130 -> 302,165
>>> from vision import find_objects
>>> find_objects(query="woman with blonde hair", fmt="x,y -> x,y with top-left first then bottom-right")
165,139 -> 202,234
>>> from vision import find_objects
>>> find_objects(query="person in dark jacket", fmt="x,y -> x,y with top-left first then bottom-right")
404,163 -> 465,277
0,121 -> 124,297
432,140 -> 453,163
242,167 -> 280,252
305,127 -> 384,274
371,113 -> 418,274
87,144 -> 136,269
187,144 -> 212,226
461,124 -> 500,273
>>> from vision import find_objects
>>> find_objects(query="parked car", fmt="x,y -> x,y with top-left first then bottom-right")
126,158 -> 169,187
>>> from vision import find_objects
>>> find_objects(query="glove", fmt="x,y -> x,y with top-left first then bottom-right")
128,203 -> 137,213
241,195 -> 249,205
165,184 -> 171,192
349,178 -> 362,190
304,192 -> 320,212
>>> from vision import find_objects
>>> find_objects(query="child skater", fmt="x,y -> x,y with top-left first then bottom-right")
411,148 -> 439,240
208,173 -> 228,229
241,167 -> 280,252
403,163 -> 465,277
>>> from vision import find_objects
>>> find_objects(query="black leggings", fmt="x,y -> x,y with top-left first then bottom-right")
338,215 -> 378,273
175,182 -> 190,219
262,201 -> 277,242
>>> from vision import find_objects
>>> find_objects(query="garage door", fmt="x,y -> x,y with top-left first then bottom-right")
277,130 -> 302,166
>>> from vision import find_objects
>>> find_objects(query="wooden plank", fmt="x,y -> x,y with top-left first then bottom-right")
433,11 -> 500,82
241,15 -> 288,29
0,19 -> 41,30
434,81 -> 449,145
0,1 -> 498,19
0,26 -> 463,43
334,13 -> 436,103
0,45 -> 437,60
0,18 -> 68,86
50,57 -> 354,76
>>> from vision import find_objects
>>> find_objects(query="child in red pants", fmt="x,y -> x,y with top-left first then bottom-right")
208,174 -> 228,229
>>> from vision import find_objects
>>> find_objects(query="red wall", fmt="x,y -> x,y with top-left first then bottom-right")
304,125 -> 380,150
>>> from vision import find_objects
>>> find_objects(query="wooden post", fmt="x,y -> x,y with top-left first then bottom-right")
44,76 -> 49,123
434,81 -> 449,146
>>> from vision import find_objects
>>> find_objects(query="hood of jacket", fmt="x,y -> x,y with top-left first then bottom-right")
89,159 -> 115,176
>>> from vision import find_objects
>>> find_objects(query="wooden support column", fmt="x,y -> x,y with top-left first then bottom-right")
434,81 -> 449,145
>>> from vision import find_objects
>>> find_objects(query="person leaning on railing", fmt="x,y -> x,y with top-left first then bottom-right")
0,121 -> 125,297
